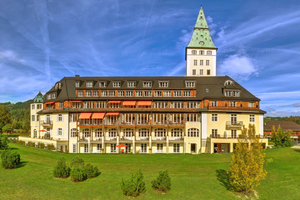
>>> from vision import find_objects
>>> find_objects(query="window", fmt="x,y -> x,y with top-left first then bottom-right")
192,69 -> 196,75
207,51 -> 212,55
186,81 -> 195,88
58,128 -> 63,136
141,143 -> 147,153
97,144 -> 102,151
109,91 -> 115,97
171,128 -> 182,137
75,81 -> 80,87
154,91 -> 162,97
58,114 -> 63,122
155,128 -> 166,137
101,91 -> 107,97
118,91 -> 124,97
224,80 -> 234,86
174,90 -> 181,97
37,104 -> 42,109
84,101 -> 94,108
113,82 -> 121,88
83,129 -> 89,138
191,50 -> 197,55
172,102 -> 184,108
159,81 -> 169,88
95,129 -> 103,137
210,114 -> 217,122
249,102 -> 254,108
110,144 -> 116,153
47,94 -> 51,100
71,129 -> 77,137
124,128 -> 133,137
32,105 -> 35,110
207,70 -> 211,75
96,101 -> 106,108
163,91 -> 171,97
70,113 -> 79,122
127,81 -> 136,88
200,50 -> 205,55
109,128 -> 117,137
187,114 -> 200,122
230,101 -> 236,107
144,91 -> 152,97
72,102 -> 82,109
200,69 -> 203,75
37,115 -> 40,122
173,144 -> 180,153
33,129 -> 37,138
231,114 -> 237,124
200,60 -> 203,66
206,60 -> 210,66
78,91 -> 83,97
86,91 -> 91,97
232,91 -> 240,97
186,102 -> 199,108
212,129 -> 218,138
188,128 -> 199,137
99,81 -> 106,87
194,60 -> 197,66
143,81 -> 152,88
72,144 -> 76,153
32,115 -> 35,122
93,91 -> 99,97
52,93 -> 56,99
86,81 -> 93,87
84,144 -> 88,153
139,128 -> 149,137
231,130 -> 237,138
183,91 -> 191,97
211,101 -> 217,107
249,115 -> 255,123
157,143 -> 163,151
136,91 -> 143,97
59,103 -> 63,109
154,102 -> 168,108
126,91 -> 133,97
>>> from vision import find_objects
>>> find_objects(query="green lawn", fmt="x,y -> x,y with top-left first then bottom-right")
1,144 -> 300,200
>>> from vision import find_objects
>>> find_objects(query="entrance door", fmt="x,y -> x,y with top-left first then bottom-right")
191,143 -> 196,153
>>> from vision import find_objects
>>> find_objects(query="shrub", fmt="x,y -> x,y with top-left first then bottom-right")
1,150 -> 21,169
38,142 -> 45,149
0,134 -> 9,150
8,138 -> 17,143
151,170 -> 171,193
53,158 -> 71,178
84,163 -> 101,178
70,157 -> 85,167
47,144 -> 55,150
16,140 -> 25,145
71,165 -> 87,182
27,141 -> 35,147
121,169 -> 146,197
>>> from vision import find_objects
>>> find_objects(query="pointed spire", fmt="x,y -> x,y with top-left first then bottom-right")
187,6 -> 217,49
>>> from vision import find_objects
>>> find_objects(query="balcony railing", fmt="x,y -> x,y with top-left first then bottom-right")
41,120 -> 52,127
152,121 -> 168,125
169,121 -> 184,125
226,121 -> 243,129
210,134 -> 266,139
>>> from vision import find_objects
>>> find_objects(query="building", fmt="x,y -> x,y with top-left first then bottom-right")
264,121 -> 300,141
20,6 -> 268,154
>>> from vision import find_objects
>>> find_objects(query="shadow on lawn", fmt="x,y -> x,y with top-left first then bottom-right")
16,161 -> 28,169
216,169 -> 233,191
9,147 -> 19,151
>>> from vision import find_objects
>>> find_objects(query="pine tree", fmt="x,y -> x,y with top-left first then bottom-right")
229,124 -> 267,193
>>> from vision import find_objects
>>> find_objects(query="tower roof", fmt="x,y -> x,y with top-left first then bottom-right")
187,6 -> 217,49
33,91 -> 44,103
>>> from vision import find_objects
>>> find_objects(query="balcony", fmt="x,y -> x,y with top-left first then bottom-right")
169,121 -> 185,126
41,120 -> 52,127
210,134 -> 266,139
226,121 -> 243,129
152,121 -> 168,126
208,106 -> 259,111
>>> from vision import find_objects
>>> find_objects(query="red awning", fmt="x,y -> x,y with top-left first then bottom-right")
39,130 -> 47,132
138,101 -> 152,106
116,144 -> 127,147
45,101 -> 55,105
92,113 -> 105,119
71,100 -> 82,102
106,112 -> 119,116
123,101 -> 136,106
108,100 -> 121,104
79,113 -> 92,119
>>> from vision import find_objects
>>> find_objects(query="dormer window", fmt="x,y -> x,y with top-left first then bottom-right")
86,81 -> 93,87
127,81 -> 136,88
99,81 -> 106,87
143,81 -> 152,88
47,94 -> 51,100
159,81 -> 169,88
113,81 -> 121,88
224,80 -> 234,86
75,81 -> 80,88
186,81 -> 195,88
55,82 -> 62,89
52,93 -> 56,99
224,89 -> 240,97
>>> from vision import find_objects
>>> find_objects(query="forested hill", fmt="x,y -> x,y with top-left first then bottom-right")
264,116 -> 300,125
0,100 -> 33,130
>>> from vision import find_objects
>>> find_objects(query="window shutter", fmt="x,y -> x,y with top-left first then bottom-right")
62,114 -> 64,122
61,128 -> 64,136
56,128 -> 58,136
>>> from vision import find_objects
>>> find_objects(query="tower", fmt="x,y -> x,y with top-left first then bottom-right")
186,6 -> 217,76
30,91 -> 44,138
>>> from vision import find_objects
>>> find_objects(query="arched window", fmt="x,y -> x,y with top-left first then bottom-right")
171,128 -> 182,137
33,129 -> 37,138
224,80 -> 234,86
207,51 -> 212,55
83,129 -> 89,138
71,128 -> 78,137
109,128 -> 117,137
139,128 -> 149,137
188,128 -> 199,137
200,50 -> 205,55
124,128 -> 133,137
191,50 -> 197,55
155,128 -> 166,137
95,128 -> 103,137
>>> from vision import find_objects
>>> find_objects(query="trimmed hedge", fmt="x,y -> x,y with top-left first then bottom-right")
151,170 -> 171,193
1,150 -> 21,169
121,169 -> 146,197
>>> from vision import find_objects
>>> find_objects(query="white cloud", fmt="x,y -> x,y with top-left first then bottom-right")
218,54 -> 258,80
0,50 -> 27,65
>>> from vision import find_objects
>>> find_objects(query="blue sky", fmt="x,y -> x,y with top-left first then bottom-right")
0,0 -> 300,117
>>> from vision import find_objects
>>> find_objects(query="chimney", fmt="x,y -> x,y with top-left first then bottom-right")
75,75 -> 80,77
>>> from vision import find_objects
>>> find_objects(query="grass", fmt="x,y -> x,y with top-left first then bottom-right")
0,144 -> 300,200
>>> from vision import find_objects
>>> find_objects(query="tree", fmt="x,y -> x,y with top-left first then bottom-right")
229,124 -> 267,193
0,105 -> 11,133
2,124 -> 13,135
151,170 -> 171,193
0,133 -> 9,150
121,169 -> 146,197
271,125 -> 293,147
